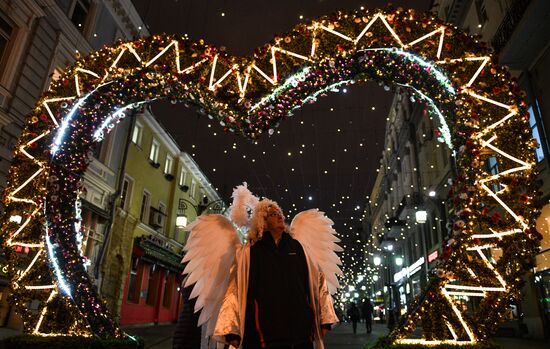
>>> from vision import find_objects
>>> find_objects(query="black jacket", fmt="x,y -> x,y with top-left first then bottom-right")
172,285 -> 202,349
242,232 -> 314,348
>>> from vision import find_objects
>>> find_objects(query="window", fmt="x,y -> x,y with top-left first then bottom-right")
528,105 -> 545,162
149,139 -> 159,163
127,257 -> 141,303
163,272 -> 174,308
164,155 -> 173,175
70,0 -> 91,32
179,168 -> 187,186
140,190 -> 151,222
120,176 -> 133,210
0,16 -> 12,64
131,122 -> 143,146
191,179 -> 197,198
486,156 -> 502,192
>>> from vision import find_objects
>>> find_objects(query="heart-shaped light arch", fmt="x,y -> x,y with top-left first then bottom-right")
0,7 -> 541,344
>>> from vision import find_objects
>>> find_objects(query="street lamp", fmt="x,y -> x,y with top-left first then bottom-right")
415,209 -> 427,224
373,256 -> 382,266
175,215 -> 188,227
395,256 -> 404,266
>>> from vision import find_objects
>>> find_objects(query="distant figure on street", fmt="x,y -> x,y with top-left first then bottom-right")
361,299 -> 374,334
346,302 -> 361,335
387,308 -> 396,330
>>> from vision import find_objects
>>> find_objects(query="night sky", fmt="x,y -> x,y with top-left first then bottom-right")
131,0 -> 433,274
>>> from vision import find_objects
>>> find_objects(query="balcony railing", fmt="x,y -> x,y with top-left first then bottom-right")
491,0 -> 532,54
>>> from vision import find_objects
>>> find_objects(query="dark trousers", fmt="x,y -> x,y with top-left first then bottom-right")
352,320 -> 358,334
366,319 -> 372,333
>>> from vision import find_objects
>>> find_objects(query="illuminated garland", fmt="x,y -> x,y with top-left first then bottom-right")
0,6 -> 541,344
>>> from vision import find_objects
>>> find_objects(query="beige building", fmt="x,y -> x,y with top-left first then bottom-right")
99,107 -> 225,324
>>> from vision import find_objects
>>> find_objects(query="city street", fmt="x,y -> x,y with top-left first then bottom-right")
123,322 -> 394,349
124,322 -> 550,349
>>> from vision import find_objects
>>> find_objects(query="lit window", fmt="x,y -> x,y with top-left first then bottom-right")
131,123 -> 143,146
528,105 -> 545,162
164,155 -> 173,175
149,139 -> 159,163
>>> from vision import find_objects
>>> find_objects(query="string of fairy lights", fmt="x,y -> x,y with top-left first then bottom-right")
0,6 -> 541,345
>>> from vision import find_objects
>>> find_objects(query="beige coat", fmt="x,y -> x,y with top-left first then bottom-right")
214,244 -> 339,349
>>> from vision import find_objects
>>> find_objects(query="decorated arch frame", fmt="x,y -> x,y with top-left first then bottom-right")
0,6 -> 541,344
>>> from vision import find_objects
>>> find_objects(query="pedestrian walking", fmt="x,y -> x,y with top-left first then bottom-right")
361,299 -> 374,334
346,302 -> 361,335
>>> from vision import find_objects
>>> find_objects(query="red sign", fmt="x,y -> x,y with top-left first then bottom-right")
428,250 -> 439,263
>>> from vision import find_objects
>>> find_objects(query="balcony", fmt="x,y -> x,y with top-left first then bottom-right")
491,0 -> 532,54
494,0 -> 549,70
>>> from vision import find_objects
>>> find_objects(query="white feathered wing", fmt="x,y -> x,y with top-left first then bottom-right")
290,209 -> 344,294
181,214 -> 242,335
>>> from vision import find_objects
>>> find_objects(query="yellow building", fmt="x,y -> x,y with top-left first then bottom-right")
99,108 -> 224,325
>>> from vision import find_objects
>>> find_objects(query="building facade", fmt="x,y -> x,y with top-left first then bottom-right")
365,89 -> 452,323
0,0 -> 147,328
100,107 -> 224,325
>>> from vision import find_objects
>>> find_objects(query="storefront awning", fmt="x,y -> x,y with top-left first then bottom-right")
134,237 -> 184,272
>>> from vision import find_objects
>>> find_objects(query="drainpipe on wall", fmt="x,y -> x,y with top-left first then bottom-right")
94,111 -> 137,285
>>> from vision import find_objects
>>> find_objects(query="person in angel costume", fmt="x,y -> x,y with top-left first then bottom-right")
181,184 -> 343,349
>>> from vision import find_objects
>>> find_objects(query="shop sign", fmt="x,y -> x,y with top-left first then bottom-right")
393,257 -> 425,282
428,250 -> 439,263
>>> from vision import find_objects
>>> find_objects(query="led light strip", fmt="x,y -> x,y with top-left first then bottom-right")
445,319 -> 458,340
476,249 -> 507,288
19,130 -> 51,160
471,228 -> 522,239
446,291 -> 486,297
43,97 -> 75,127
480,182 -> 529,230
395,339 -> 474,346
441,288 -> 477,342
445,284 -> 505,292
320,24 -> 354,42
33,289 -> 57,335
16,250 -> 44,285
145,40 -> 178,67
